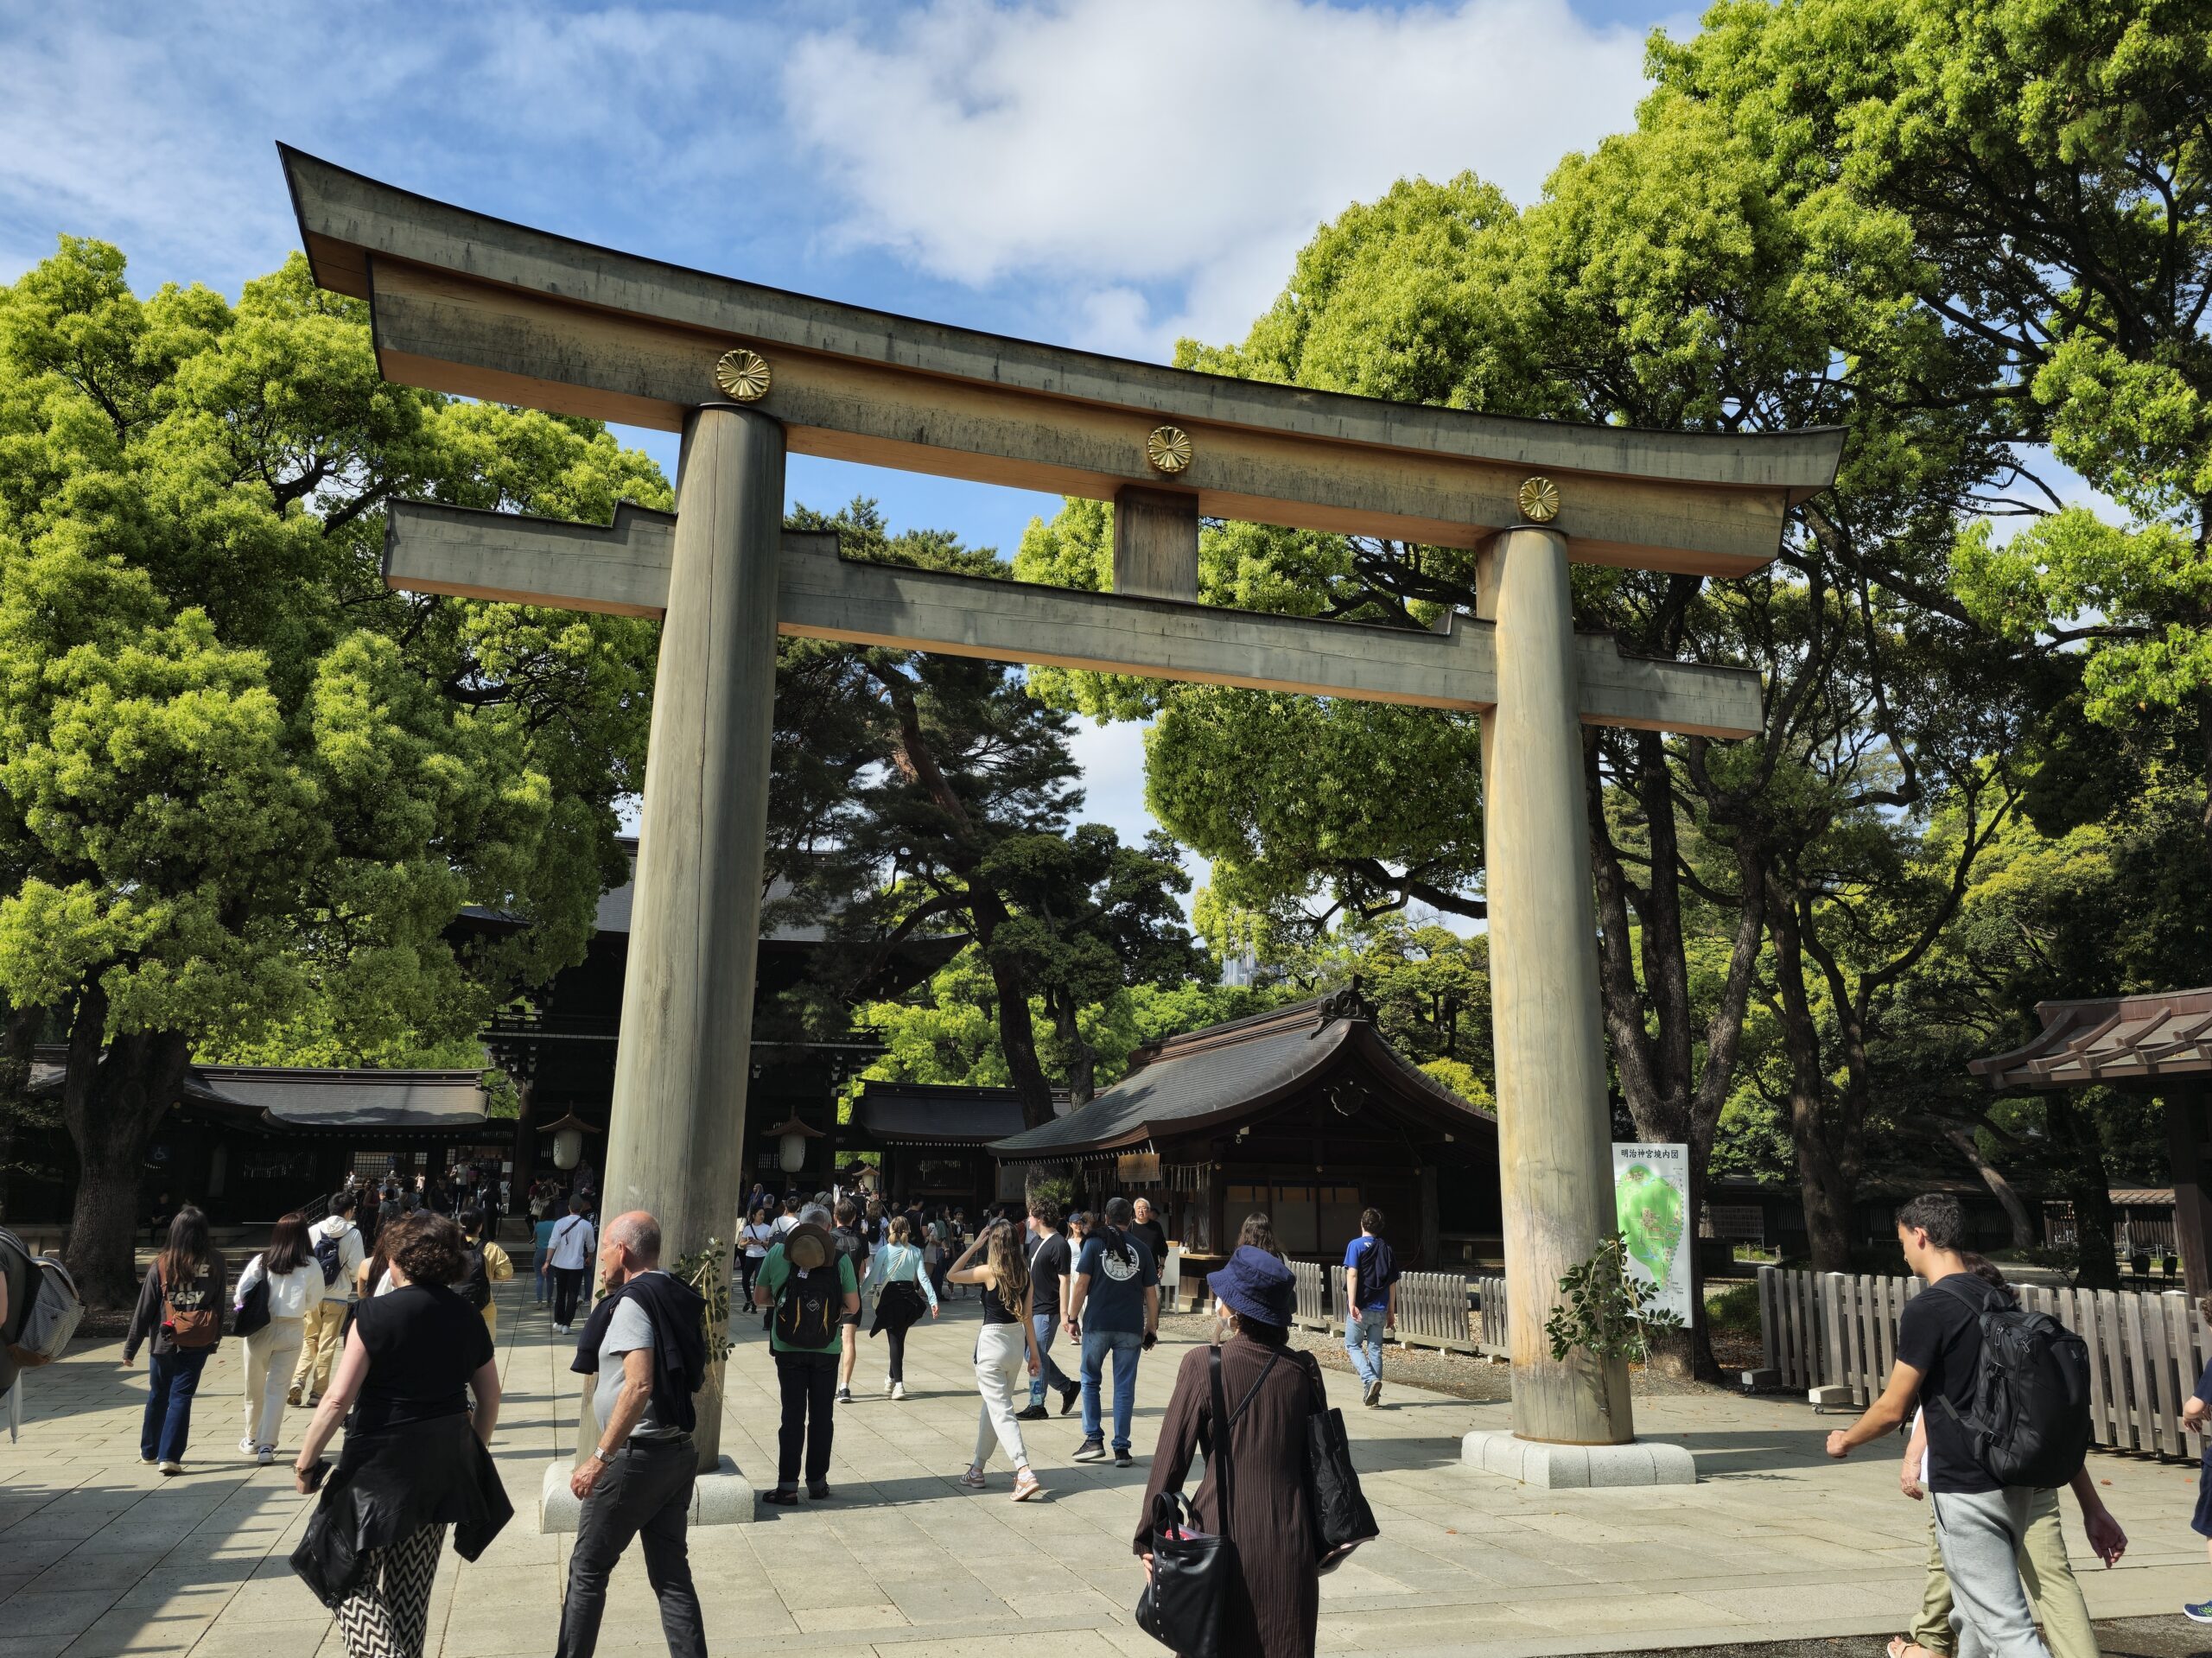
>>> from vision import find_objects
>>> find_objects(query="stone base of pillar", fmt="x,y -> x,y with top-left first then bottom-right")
1808,1382 -> 1856,1412
1461,1428 -> 1695,1489
537,1455 -> 757,1532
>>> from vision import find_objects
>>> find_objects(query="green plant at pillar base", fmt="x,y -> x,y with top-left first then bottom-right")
677,1237 -> 734,1362
1544,1232 -> 1682,1374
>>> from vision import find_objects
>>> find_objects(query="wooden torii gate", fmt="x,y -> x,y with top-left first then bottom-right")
278,146 -> 1841,1469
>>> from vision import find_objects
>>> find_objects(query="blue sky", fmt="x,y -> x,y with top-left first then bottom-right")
0,0 -> 1697,899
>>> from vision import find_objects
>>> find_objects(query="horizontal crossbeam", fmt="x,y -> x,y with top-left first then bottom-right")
281,146 -> 1845,580
385,501 -> 1764,739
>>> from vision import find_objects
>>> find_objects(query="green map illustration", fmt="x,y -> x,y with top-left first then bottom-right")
1616,1161 -> 1686,1288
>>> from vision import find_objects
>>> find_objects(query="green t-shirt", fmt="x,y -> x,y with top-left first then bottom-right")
756,1243 -> 857,1354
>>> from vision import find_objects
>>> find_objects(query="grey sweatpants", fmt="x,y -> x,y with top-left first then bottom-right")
1929,1486 -> 2053,1658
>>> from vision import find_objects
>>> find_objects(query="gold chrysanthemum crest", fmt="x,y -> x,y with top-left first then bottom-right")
1145,424 -> 1193,475
714,347 -> 772,403
1516,475 -> 1560,523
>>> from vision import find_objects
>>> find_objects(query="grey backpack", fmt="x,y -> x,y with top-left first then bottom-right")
0,1226 -> 86,1367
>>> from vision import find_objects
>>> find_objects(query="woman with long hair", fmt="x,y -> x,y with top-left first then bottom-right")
237,1210 -> 320,1464
864,1214 -> 938,1399
124,1205 -> 226,1474
948,1217 -> 1046,1501
1215,1211 -> 1287,1339
292,1210 -> 510,1658
737,1203 -> 777,1312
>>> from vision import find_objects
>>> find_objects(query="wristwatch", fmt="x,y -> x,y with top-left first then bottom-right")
591,1445 -> 615,1465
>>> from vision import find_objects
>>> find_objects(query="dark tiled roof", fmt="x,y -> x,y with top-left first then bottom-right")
852,1083 -> 1032,1146
989,993 -> 1491,1159
1970,988 -> 2212,1089
30,1052 -> 488,1129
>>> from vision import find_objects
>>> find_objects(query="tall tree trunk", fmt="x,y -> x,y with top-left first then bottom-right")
1051,994 -> 1096,1108
0,1001 -> 44,1223
1940,1123 -> 2035,1248
2044,1088 -> 2119,1288
969,891 -> 1056,1129
1766,878 -> 1855,1271
60,981 -> 192,1307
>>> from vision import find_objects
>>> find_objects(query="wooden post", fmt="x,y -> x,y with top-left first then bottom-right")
595,402 -> 785,1474
2166,1082 -> 2212,1304
1112,485 -> 1199,601
1478,525 -> 1632,1445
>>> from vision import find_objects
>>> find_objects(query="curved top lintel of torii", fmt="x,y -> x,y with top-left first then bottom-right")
278,143 -> 1843,580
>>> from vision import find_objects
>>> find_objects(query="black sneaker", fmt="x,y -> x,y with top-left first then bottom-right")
808,1481 -> 833,1501
1072,1437 -> 1108,1462
1014,1404 -> 1049,1421
1114,1450 -> 1134,1469
1058,1382 -> 1081,1416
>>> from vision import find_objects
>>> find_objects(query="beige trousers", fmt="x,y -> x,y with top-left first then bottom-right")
290,1297 -> 349,1401
1910,1487 -> 2094,1658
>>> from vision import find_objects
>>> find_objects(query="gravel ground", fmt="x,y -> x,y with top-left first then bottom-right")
1161,1312 -> 1735,1403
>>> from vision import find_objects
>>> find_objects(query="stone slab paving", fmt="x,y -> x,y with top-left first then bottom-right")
5,1275 -> 2210,1658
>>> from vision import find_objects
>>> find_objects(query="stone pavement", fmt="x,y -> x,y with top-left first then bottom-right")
5,1275 -> 2211,1658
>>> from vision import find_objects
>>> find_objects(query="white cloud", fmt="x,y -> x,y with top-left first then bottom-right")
782,0 -> 1655,353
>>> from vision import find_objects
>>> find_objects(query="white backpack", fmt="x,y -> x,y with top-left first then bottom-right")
1,1226 -> 85,1367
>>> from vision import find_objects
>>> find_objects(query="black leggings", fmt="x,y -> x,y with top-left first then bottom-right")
735,1253 -> 759,1307
884,1325 -> 908,1383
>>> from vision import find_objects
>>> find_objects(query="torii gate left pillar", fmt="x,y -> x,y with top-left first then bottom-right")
601,403 -> 783,1474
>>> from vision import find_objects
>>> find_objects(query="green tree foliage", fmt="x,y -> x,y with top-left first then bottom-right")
849,947 -> 1282,1103
0,241 -> 664,1300
1660,0 -> 2212,865
770,501 -> 1211,1125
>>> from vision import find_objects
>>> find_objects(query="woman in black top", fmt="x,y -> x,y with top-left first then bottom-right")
124,1206 -> 227,1473
289,1211 -> 511,1658
949,1219 -> 1044,1501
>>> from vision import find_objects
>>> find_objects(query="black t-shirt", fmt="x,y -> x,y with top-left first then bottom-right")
1130,1220 -> 1168,1273
349,1282 -> 495,1436
1028,1231 -> 1072,1316
1896,1274 -> 1998,1494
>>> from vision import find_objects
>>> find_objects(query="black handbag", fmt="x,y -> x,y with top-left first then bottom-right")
1300,1354 -> 1379,1570
1135,1345 -> 1241,1658
232,1272 -> 270,1338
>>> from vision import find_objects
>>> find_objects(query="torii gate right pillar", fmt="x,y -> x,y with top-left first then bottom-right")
1478,525 -> 1633,1445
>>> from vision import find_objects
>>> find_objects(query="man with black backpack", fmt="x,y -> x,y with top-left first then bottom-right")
289,1191 -> 363,1407
1826,1193 -> 2094,1658
752,1204 -> 860,1503
459,1208 -> 516,1342
1341,1208 -> 1397,1408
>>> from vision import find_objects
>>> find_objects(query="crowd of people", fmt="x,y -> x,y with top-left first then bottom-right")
137,1168 -> 2212,1657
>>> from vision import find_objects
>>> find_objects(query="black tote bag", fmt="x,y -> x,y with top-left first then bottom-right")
1135,1346 -> 1240,1658
232,1271 -> 271,1339
1300,1353 -> 1378,1569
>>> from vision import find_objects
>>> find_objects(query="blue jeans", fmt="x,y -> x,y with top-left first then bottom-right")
1028,1312 -> 1074,1406
141,1347 -> 209,1463
1079,1328 -> 1142,1451
1344,1305 -> 1387,1387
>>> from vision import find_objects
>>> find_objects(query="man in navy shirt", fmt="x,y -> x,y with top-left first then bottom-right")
1065,1196 -> 1157,1467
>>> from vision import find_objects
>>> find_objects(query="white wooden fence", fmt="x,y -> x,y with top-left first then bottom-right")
1281,1261 -> 1506,1357
1758,1266 -> 2212,1460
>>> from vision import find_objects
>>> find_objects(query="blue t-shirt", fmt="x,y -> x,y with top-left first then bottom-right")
532,1219 -> 558,1262
1075,1229 -> 1156,1332
1344,1235 -> 1396,1312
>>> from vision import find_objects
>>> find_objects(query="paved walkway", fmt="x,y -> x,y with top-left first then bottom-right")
5,1277 -> 2210,1658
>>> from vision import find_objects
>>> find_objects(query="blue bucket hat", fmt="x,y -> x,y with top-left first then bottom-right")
1208,1245 -> 1297,1328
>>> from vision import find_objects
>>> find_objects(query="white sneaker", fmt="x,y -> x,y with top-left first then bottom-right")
883,1376 -> 895,1397
238,1437 -> 257,1457
256,1445 -> 274,1466
891,1382 -> 906,1401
